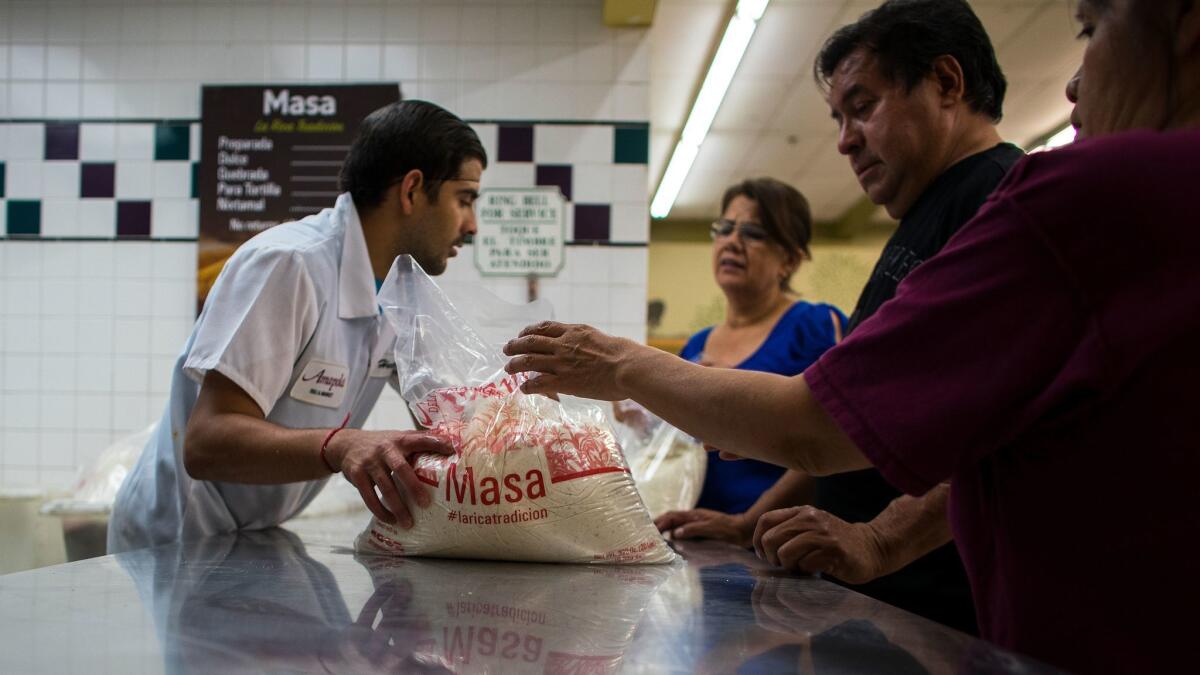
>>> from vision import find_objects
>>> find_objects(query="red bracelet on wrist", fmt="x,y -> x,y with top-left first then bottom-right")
320,412 -> 352,474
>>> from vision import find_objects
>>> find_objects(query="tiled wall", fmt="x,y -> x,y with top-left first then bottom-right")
0,0 -> 650,492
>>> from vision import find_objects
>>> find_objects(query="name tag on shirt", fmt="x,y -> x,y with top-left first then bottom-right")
290,359 -> 350,408
369,356 -> 396,378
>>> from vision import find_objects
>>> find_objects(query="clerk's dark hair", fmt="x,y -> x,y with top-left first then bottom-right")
815,0 -> 1007,122
340,100 -> 487,212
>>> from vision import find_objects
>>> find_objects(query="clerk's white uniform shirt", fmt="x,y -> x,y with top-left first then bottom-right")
108,194 -> 398,554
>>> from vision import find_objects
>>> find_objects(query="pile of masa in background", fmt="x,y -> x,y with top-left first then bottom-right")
355,256 -> 674,564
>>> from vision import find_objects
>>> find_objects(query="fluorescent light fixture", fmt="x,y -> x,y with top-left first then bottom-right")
1029,123 -> 1077,153
651,0 -> 770,218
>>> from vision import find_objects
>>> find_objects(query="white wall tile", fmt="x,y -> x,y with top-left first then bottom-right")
111,393 -> 152,432
345,44 -> 382,80
498,45 -> 536,82
75,319 -> 114,358
116,125 -> 154,160
3,433 -> 40,469
151,199 -> 199,239
45,45 -> 81,80
460,4 -> 500,43
193,5 -> 234,42
113,245 -> 153,279
114,280 -> 152,317
40,280 -> 82,317
150,244 -> 198,281
459,46 -> 498,82
269,2 -> 309,41
76,285 -> 115,322
538,7 -> 577,44
47,7 -> 84,43
346,5 -> 385,42
7,123 -> 44,159
77,200 -> 116,239
119,6 -> 158,45
117,43 -> 156,82
41,199 -> 81,238
3,279 -> 40,315
80,83 -> 117,118
537,44 -> 575,82
610,203 -> 649,243
421,81 -> 460,111
151,319 -> 192,356
5,318 -> 41,353
480,162 -> 534,190
308,5 -> 346,42
612,165 -> 649,200
42,163 -> 80,199
158,5 -> 195,43
41,355 -> 77,393
571,283 -> 612,325
232,4 -> 270,42
112,357 -> 149,394
83,6 -> 121,43
224,45 -> 267,82
307,45 -> 344,80
382,45 -> 420,80
8,82 -> 44,117
610,246 -> 649,282
383,5 -> 421,42
75,393 -> 112,431
38,317 -> 77,355
149,356 -> 176,395
610,285 -> 647,324
268,44 -> 308,81
45,83 -> 81,117
421,45 -> 459,81
3,355 -> 40,390
3,244 -> 42,279
156,83 -> 199,118
573,164 -> 615,203
10,45 -> 46,79
5,161 -> 43,199
113,318 -> 150,356
469,123 -> 498,165
567,247 -> 609,284
150,280 -> 193,319
116,161 -> 154,200
3,393 -> 39,430
498,8 -> 537,44
116,82 -> 157,118
76,355 -> 113,393
420,6 -> 461,42
81,44 -> 117,80
613,83 -> 649,120
152,163 -> 190,199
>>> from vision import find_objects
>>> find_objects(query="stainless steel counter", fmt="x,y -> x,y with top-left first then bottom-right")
0,516 -> 1058,674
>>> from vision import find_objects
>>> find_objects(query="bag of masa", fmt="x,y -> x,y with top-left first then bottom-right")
355,256 -> 675,564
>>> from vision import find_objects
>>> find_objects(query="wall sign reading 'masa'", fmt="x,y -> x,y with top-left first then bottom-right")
196,84 -> 401,311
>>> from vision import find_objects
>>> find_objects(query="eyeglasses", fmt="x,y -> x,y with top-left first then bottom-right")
710,219 -> 770,243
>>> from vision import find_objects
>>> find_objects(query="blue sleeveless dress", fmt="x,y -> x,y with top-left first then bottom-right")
679,301 -> 847,514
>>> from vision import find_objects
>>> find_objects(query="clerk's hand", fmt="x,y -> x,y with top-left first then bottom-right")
326,430 -> 453,529
656,508 -> 755,549
753,506 -> 887,584
503,321 -> 639,401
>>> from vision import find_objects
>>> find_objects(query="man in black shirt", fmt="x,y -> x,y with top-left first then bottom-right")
661,0 -> 1025,634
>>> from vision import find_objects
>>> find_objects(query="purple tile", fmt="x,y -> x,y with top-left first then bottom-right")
535,164 -> 572,201
573,204 -> 611,242
116,201 -> 152,238
44,123 -> 80,160
81,163 -> 116,198
497,125 -> 533,162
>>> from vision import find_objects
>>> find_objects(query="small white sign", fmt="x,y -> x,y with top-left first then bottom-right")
474,187 -> 566,277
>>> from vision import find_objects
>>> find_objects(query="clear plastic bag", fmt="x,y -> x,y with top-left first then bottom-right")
610,402 -> 707,519
355,256 -> 675,564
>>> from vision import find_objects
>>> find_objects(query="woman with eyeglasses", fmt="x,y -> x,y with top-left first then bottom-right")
651,178 -> 847,547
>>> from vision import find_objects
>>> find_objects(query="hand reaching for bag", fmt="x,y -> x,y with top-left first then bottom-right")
326,430 -> 454,529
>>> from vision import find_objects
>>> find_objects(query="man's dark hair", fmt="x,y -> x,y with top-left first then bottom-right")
339,100 -> 487,212
815,0 -> 1007,122
721,177 -> 812,290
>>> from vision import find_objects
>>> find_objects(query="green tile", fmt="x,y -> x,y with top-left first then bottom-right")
0,161 -> 5,198
614,126 -> 649,164
155,124 -> 191,160
191,161 -> 199,199
7,200 -> 41,236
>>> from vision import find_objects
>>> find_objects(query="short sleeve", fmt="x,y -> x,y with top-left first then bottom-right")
804,196 -> 1096,495
184,246 -> 321,416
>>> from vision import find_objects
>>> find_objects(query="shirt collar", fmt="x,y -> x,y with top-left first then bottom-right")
336,193 -> 380,320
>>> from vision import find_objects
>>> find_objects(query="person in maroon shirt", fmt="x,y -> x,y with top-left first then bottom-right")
503,0 -> 1200,671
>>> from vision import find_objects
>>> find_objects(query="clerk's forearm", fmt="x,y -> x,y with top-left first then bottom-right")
615,346 -> 869,475
868,483 -> 954,577
744,470 -> 814,521
184,412 -> 331,484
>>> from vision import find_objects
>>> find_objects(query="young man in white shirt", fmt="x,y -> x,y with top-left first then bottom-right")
108,100 -> 485,553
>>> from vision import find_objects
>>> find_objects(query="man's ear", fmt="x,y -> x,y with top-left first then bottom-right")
1176,0 -> 1200,57
392,169 -> 425,215
930,54 -> 967,107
